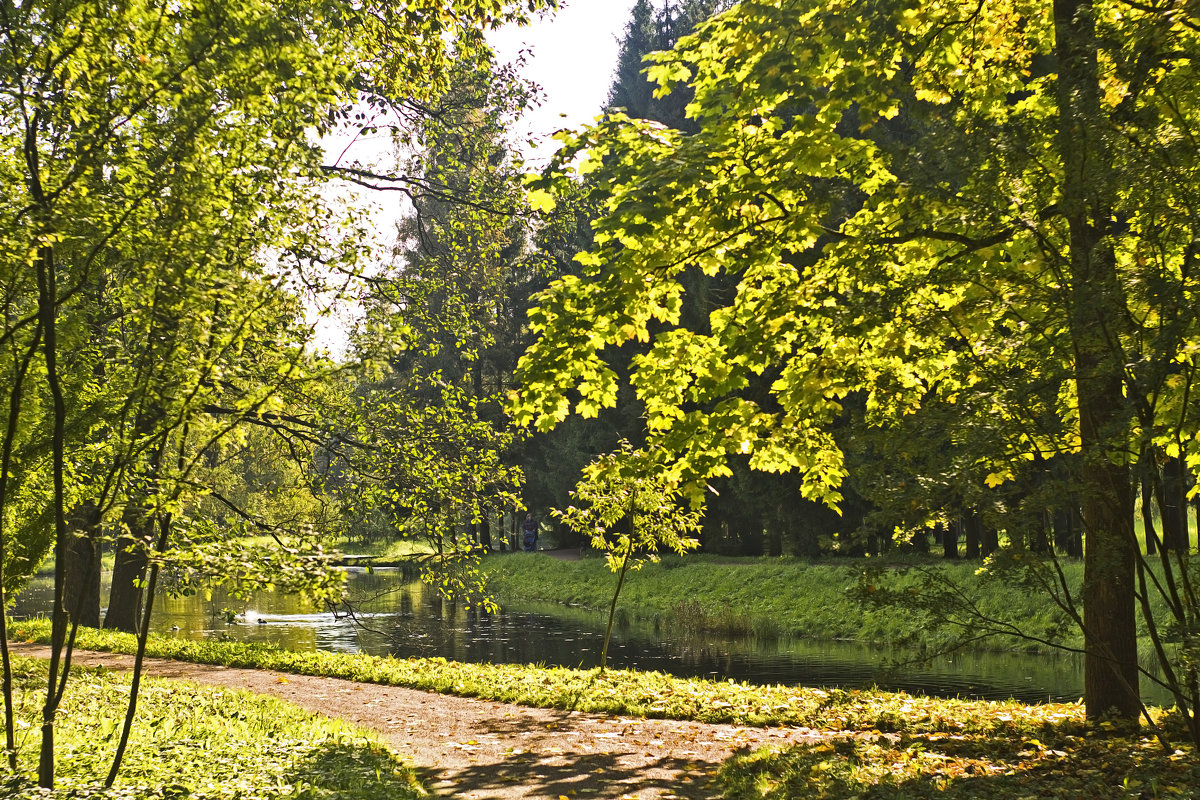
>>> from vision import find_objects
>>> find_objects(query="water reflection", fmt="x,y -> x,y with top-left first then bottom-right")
9,567 -> 1146,705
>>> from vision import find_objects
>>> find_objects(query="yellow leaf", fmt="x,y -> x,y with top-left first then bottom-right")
528,188 -> 557,213
984,470 -> 1011,488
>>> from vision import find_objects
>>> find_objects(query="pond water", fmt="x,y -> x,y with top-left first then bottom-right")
11,566 -> 1162,706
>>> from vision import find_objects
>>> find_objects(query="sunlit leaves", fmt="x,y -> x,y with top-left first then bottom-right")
555,443 -> 701,571
526,188 -> 557,213
515,0 -> 1200,532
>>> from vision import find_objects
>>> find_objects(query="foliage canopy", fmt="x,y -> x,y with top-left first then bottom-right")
516,0 -> 1200,724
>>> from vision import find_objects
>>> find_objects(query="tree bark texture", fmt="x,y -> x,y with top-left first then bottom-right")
1029,511 -> 1050,555
1054,0 -> 1141,720
981,524 -> 999,558
1160,456 -> 1187,554
1053,505 -> 1083,558
940,520 -> 958,559
35,239 -> 68,788
1142,467 -> 1159,556
479,513 -> 492,550
910,527 -> 929,554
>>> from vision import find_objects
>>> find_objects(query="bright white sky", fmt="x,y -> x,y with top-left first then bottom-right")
312,1 -> 638,356
491,0 -> 639,166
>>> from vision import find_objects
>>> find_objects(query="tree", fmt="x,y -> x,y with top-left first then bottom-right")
554,442 -> 700,672
338,53 -> 536,569
516,0 -> 1200,727
518,0 -> 787,551
613,0 -> 853,559
0,0 -> 556,786
607,0 -> 737,132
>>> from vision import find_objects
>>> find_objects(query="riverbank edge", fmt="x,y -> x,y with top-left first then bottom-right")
8,617 -> 1087,737
476,552 -> 1106,657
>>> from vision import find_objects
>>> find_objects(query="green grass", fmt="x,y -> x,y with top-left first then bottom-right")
9,618 -> 1087,735
223,535 -> 434,566
329,536 -> 436,563
480,552 -> 1191,658
480,553 -> 1067,648
227,534 -> 433,563
1133,512 -> 1200,558
1,656 -> 423,800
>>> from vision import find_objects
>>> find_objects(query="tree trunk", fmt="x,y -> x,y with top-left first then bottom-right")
0,315 -> 42,772
35,235 -> 68,788
479,513 -> 492,551
1054,505 -> 1084,558
1030,511 -> 1050,554
64,273 -> 109,631
600,546 -> 632,674
910,527 -> 929,554
981,524 -> 999,558
105,512 -> 171,786
1055,0 -> 1140,721
1160,456 -> 1187,554
1187,465 -> 1197,554
1006,505 -> 1026,552
964,510 -> 981,560
1142,467 -> 1159,556
1189,465 -> 1199,554
63,503 -> 102,629
941,520 -> 959,559
766,526 -> 782,557
104,505 -> 151,634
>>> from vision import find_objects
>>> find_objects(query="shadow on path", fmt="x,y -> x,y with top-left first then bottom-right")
424,749 -> 723,800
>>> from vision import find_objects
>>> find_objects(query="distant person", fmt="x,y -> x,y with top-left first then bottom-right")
522,513 -> 538,552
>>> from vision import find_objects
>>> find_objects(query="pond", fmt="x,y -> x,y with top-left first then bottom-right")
10,566 -> 1161,706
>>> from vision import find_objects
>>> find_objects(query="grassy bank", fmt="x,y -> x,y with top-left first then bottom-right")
10,618 -> 1079,734
484,553 -> 883,641
2,655 -> 422,799
329,536 -> 435,564
480,553 -> 1171,656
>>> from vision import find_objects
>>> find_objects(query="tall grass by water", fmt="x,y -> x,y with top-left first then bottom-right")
480,552 -> 1177,658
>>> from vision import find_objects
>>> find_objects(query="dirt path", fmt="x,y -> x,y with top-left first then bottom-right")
11,644 -> 822,799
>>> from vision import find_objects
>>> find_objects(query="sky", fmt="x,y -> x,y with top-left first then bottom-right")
490,0 -> 639,165
311,1 -> 638,356
332,0 -> 638,170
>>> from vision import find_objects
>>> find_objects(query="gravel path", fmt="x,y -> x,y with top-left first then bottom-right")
11,644 -> 823,799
